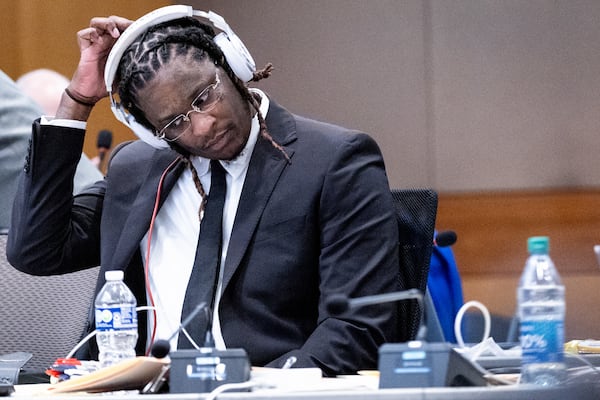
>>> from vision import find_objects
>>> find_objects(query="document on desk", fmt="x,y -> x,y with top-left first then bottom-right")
41,357 -> 168,394
251,367 -> 378,392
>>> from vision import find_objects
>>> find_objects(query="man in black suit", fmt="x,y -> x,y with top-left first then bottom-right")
7,6 -> 400,376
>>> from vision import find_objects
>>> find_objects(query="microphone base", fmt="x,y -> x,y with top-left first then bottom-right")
169,348 -> 251,393
378,341 -> 488,388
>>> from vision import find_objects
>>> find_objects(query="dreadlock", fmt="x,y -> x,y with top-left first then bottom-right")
115,17 -> 288,162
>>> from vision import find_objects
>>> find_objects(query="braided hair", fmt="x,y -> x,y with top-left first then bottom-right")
115,17 -> 288,161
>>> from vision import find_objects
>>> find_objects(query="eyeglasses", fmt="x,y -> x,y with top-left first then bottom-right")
156,72 -> 222,142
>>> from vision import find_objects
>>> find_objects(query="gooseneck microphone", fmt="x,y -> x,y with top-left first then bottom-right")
97,129 -> 113,149
326,289 -> 427,341
434,230 -> 457,247
150,302 -> 208,358
326,289 -> 423,315
150,299 -> 251,394
96,129 -> 113,163
150,340 -> 171,359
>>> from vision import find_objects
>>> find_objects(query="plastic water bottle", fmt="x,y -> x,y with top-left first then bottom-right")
95,270 -> 138,368
517,236 -> 566,385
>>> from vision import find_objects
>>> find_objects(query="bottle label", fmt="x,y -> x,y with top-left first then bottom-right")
95,306 -> 138,331
520,319 -> 564,364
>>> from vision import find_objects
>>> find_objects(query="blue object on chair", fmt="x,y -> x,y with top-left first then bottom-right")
427,242 -> 464,343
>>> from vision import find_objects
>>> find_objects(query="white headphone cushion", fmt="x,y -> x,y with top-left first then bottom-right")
213,32 -> 255,82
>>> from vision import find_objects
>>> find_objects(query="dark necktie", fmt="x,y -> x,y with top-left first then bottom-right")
178,160 -> 226,349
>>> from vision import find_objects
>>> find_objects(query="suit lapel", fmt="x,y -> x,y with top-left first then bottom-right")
221,100 -> 297,292
109,150 -> 184,270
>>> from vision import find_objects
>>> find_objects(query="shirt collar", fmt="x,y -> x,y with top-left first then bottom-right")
189,88 -> 269,179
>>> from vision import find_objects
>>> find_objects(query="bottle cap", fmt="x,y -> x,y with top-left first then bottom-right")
527,236 -> 549,254
105,270 -> 124,281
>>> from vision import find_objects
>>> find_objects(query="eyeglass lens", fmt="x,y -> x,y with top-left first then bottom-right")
160,74 -> 221,141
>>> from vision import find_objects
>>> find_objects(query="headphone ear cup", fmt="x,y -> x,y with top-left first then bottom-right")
213,32 -> 255,82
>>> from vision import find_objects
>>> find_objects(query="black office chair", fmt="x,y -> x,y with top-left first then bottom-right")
390,189 -> 438,342
0,233 -> 99,372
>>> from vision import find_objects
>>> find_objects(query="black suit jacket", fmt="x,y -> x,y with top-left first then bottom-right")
7,99 -> 400,376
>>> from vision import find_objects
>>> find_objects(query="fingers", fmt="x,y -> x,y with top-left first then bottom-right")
76,27 -> 101,48
76,15 -> 133,53
89,15 -> 133,38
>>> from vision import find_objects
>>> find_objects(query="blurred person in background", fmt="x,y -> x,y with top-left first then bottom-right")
0,69 -> 101,231
16,69 -> 71,116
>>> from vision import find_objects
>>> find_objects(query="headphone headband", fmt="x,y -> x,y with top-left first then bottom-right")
104,5 -> 256,149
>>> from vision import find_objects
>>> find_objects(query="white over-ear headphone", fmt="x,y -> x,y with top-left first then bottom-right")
104,5 -> 256,149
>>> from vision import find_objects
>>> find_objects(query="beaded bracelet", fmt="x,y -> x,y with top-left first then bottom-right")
64,88 -> 96,107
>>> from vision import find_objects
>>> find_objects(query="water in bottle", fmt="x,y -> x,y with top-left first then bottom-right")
95,270 -> 138,368
517,236 -> 566,386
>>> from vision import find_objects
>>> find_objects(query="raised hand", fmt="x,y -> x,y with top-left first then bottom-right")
58,15 -> 132,120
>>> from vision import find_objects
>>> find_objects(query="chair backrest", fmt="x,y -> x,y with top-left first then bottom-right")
0,234 -> 99,371
390,188 -> 438,341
